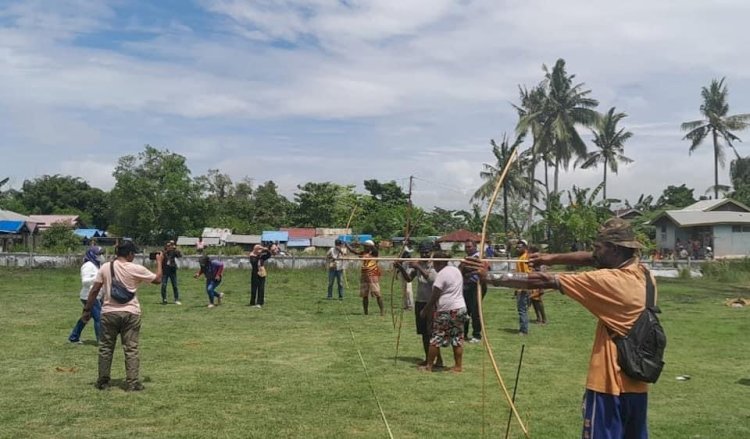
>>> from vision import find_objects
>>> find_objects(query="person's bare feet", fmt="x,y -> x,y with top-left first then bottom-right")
448,366 -> 463,373
417,360 -> 428,366
417,365 -> 432,372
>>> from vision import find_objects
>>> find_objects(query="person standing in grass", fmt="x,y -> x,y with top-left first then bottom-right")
249,244 -> 272,308
459,239 -> 484,343
466,218 -> 655,438
81,240 -> 162,391
68,246 -> 104,344
346,240 -> 383,316
514,239 -> 532,335
419,251 -> 467,372
528,245 -> 548,325
160,240 -> 182,305
325,239 -> 345,300
394,241 -> 443,368
194,255 -> 224,308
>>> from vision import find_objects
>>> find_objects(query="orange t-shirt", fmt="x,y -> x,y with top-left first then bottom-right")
516,251 -> 531,274
557,258 -> 654,395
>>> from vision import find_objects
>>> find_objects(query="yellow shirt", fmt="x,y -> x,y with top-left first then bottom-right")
516,251 -> 531,274
360,251 -> 381,278
557,258 -> 654,395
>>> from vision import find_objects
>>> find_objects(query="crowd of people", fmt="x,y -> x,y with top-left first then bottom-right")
68,217 -> 659,437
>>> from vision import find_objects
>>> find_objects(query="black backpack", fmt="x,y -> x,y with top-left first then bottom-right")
608,267 -> 667,383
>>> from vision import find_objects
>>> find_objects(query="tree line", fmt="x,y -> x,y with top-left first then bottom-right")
2,58 -> 749,251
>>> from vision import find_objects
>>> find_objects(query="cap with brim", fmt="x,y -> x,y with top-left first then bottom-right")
596,218 -> 644,249
518,239 -> 528,247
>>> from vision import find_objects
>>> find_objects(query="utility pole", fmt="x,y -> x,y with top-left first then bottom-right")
406,175 -> 414,240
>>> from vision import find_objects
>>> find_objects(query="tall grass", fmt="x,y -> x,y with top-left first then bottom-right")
700,258 -> 750,283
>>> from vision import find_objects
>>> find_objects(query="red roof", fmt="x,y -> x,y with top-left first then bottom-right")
436,229 -> 482,243
280,227 -> 316,239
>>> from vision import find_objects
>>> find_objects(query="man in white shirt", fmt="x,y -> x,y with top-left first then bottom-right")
325,239 -> 345,299
419,252 -> 468,372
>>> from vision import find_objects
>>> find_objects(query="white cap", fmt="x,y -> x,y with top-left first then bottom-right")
518,239 -> 528,247
363,240 -> 375,246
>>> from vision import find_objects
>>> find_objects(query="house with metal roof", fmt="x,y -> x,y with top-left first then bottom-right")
225,234 -> 262,250
650,198 -> 750,258
281,227 -> 316,248
436,229 -> 482,251
28,215 -> 81,231
0,210 -> 38,252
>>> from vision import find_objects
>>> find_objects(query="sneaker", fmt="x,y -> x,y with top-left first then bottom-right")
68,339 -> 83,345
254,304 -> 262,309
174,301 -> 182,305
207,304 -> 215,308
216,293 -> 224,305
162,300 -> 167,305
468,338 -> 481,344
95,378 -> 110,390
126,382 -> 145,392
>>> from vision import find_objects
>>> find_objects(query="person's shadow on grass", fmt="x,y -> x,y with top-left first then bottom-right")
738,378 -> 750,386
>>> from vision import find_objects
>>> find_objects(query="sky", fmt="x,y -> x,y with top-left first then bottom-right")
2,0 -> 750,211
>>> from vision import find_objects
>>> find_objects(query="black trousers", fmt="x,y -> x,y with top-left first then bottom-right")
250,273 -> 266,305
463,283 -> 485,339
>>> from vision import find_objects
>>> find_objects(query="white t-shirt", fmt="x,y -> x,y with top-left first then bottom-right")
433,265 -> 466,311
79,261 -> 100,300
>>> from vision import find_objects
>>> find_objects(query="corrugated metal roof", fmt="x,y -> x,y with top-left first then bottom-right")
262,231 -> 289,242
202,228 -> 232,240
662,211 -> 750,227
176,236 -> 221,246
281,227 -> 316,239
28,215 -> 79,227
226,234 -> 261,244
436,229 -> 482,243
315,227 -> 351,236
287,238 -> 311,247
0,209 -> 34,222
681,198 -> 750,212
312,236 -> 336,247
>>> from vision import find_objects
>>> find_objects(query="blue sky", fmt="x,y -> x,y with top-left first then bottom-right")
2,0 -> 750,210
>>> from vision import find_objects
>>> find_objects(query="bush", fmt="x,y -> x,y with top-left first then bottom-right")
700,258 -> 750,283
40,223 -> 81,253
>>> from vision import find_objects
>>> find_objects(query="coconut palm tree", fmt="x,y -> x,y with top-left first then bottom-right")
518,59 -> 599,194
472,133 -> 531,231
577,107 -> 634,200
682,77 -> 750,199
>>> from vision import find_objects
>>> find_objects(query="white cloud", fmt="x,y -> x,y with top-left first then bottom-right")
2,0 -> 750,212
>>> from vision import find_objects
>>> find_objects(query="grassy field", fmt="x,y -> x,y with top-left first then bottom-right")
1,266 -> 748,438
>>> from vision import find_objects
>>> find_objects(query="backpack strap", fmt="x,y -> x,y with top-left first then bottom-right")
641,266 -> 659,312
110,260 -> 115,282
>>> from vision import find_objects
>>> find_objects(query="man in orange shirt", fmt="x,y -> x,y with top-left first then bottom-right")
514,239 -> 532,335
464,218 -> 655,438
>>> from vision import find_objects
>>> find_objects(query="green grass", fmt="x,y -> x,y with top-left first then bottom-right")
1,267 -> 749,438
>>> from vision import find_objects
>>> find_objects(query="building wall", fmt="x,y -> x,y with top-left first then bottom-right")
713,224 -> 750,257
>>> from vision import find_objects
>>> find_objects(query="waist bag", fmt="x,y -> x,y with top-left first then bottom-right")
110,261 -> 135,304
608,267 -> 666,383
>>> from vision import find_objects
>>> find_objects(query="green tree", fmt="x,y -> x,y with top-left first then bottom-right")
363,180 -> 408,205
577,107 -> 634,200
682,77 -> 750,198
518,59 -> 599,194
656,184 -> 696,209
251,181 -> 292,231
110,146 -> 202,243
40,222 -> 81,253
729,156 -> 750,206
293,182 -> 357,227
14,175 -> 110,229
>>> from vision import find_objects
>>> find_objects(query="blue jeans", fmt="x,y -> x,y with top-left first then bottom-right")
516,291 -> 530,334
206,279 -> 222,304
69,298 -> 102,342
161,269 -> 180,302
327,269 -> 344,298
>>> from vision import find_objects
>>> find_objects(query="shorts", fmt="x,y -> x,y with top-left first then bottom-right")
360,276 -> 381,298
582,389 -> 648,439
430,307 -> 469,347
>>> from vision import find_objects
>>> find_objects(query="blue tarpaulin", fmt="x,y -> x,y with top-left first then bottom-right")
74,229 -> 105,239
337,234 -> 373,243
261,231 -> 289,242
0,220 -> 24,233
